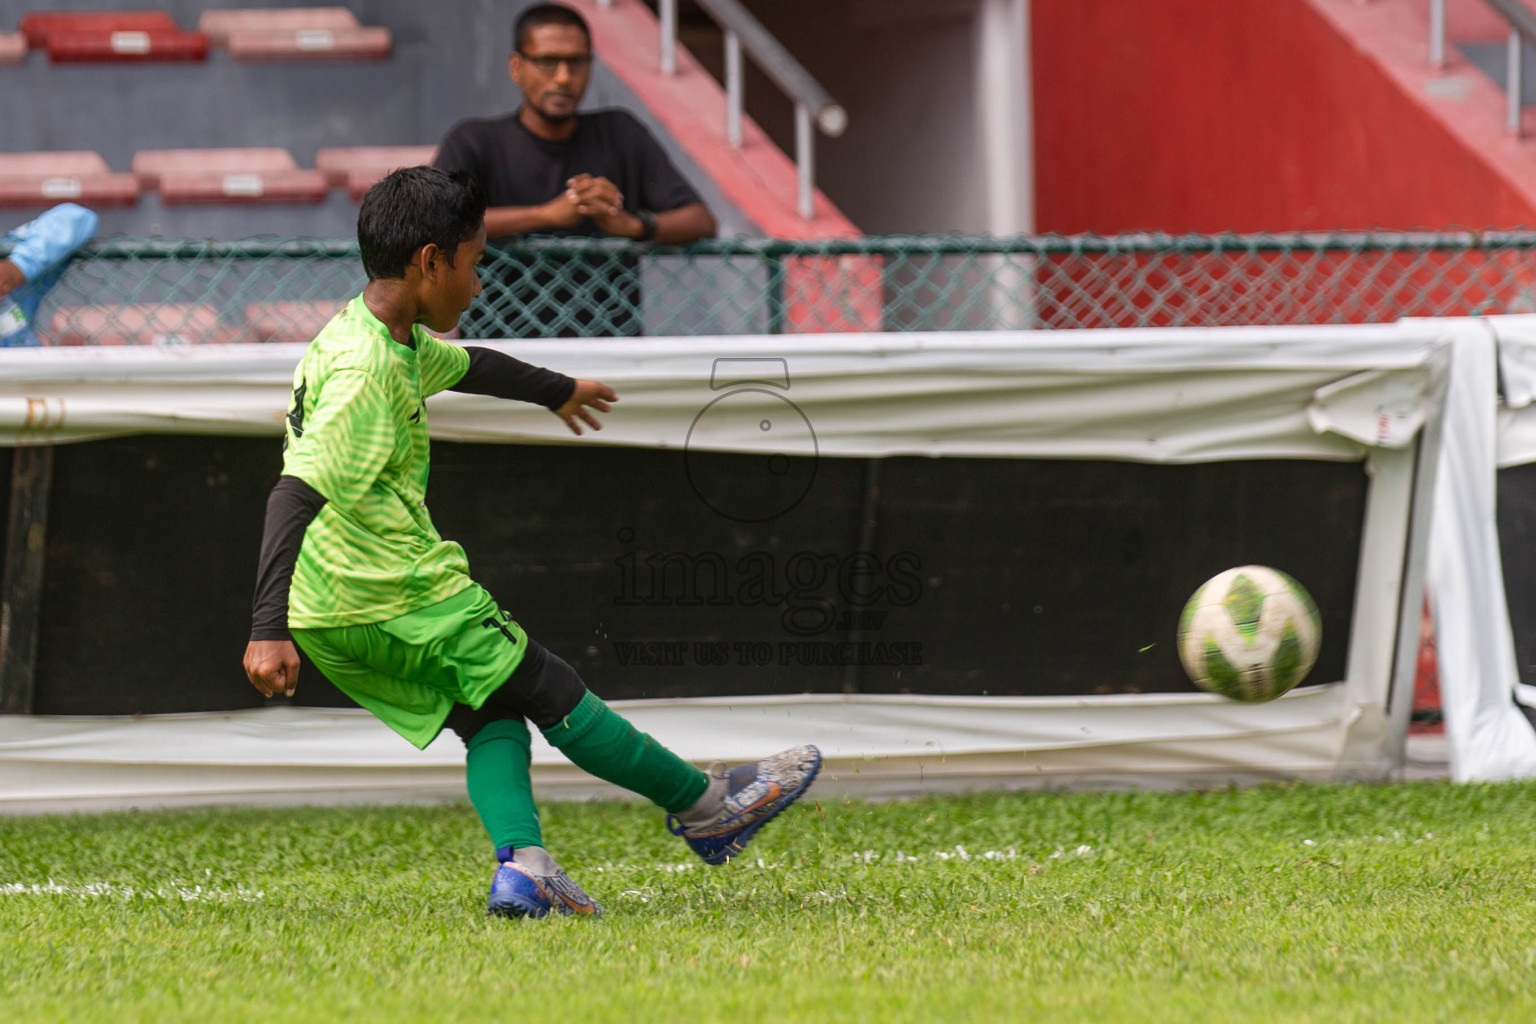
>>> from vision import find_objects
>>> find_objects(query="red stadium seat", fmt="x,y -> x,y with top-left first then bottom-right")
132,149 -> 327,204
47,304 -> 241,347
227,27 -> 390,61
198,8 -> 359,45
0,151 -> 140,208
46,29 -> 208,64
244,300 -> 346,343
199,8 -> 388,61
0,32 -> 27,64
132,148 -> 297,190
19,11 -> 178,48
0,152 -> 110,178
158,169 -> 329,204
315,146 -> 437,199
20,11 -> 206,63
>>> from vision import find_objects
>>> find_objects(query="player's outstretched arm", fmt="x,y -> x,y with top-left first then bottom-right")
554,378 -> 617,436
449,347 -> 574,407
446,347 -> 618,433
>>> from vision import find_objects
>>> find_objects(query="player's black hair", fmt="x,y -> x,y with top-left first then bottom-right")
357,166 -> 487,282
514,3 -> 591,52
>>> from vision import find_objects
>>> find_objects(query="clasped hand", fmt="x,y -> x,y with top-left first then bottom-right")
545,174 -> 638,237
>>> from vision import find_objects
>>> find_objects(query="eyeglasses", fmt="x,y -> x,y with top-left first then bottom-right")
517,52 -> 593,75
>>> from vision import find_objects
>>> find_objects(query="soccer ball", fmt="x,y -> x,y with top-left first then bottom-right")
1177,566 -> 1321,702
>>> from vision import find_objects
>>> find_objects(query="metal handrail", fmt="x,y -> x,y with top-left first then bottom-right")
1430,0 -> 1446,68
1431,0 -> 1536,135
1484,0 -> 1536,45
693,0 -> 847,136
1487,0 -> 1536,134
647,0 -> 847,221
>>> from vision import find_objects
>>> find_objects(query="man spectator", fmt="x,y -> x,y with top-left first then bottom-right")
434,2 -> 717,337
1,203 -> 98,347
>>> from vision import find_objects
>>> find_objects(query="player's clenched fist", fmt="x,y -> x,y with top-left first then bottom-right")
244,639 -> 301,698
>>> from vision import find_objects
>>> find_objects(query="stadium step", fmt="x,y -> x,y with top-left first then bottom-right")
0,151 -> 140,208
1294,0 -> 1536,226
567,0 -> 857,239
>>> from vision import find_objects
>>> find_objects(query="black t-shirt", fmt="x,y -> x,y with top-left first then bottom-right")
433,107 -> 703,240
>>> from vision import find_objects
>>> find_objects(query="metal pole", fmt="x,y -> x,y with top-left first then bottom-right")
1429,0 -> 1445,68
795,102 -> 813,219
765,257 -> 785,334
725,30 -> 743,147
660,0 -> 676,74
1511,27 -> 1524,136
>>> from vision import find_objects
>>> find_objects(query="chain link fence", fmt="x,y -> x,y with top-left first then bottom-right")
5,232 -> 1536,345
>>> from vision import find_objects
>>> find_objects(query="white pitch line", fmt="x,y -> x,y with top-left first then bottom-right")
0,880 -> 265,902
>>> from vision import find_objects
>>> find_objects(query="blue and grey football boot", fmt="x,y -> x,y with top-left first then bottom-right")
487,847 -> 602,919
666,744 -> 822,866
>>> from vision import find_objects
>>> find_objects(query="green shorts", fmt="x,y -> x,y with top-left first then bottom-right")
293,583 -> 529,750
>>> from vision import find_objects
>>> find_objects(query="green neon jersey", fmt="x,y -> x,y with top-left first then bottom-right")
281,294 -> 472,629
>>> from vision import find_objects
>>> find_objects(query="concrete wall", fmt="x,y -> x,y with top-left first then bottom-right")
1031,0 -> 1536,233
0,0 -> 754,238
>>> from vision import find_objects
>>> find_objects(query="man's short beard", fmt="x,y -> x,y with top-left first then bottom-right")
538,104 -> 577,123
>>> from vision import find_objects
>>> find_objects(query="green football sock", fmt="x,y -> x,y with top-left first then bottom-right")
541,691 -> 708,813
464,719 -> 543,851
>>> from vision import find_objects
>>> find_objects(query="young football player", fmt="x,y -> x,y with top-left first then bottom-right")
243,166 -> 820,918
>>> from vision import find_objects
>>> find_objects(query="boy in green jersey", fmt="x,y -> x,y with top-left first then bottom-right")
243,167 -> 821,918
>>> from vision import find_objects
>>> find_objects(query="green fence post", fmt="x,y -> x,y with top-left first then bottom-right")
766,256 -> 786,335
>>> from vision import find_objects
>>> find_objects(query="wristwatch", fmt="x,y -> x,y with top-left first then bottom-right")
635,209 -> 658,242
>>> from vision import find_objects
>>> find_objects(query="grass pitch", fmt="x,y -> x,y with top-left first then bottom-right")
2,780 -> 1535,1023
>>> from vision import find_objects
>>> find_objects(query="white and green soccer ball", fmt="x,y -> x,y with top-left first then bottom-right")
1177,566 -> 1321,702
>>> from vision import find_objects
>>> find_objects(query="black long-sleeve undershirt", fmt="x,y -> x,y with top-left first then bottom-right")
249,476 -> 328,642
449,346 -> 575,409
249,346 -> 576,643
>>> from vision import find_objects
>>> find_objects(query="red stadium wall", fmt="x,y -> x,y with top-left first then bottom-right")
1031,0 -> 1536,233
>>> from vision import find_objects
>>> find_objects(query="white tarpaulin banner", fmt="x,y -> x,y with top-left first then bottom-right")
1416,319 -> 1536,781
1435,315 -> 1536,780
0,688 -> 1358,813
0,322 -> 1456,810
0,324 -> 1449,460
